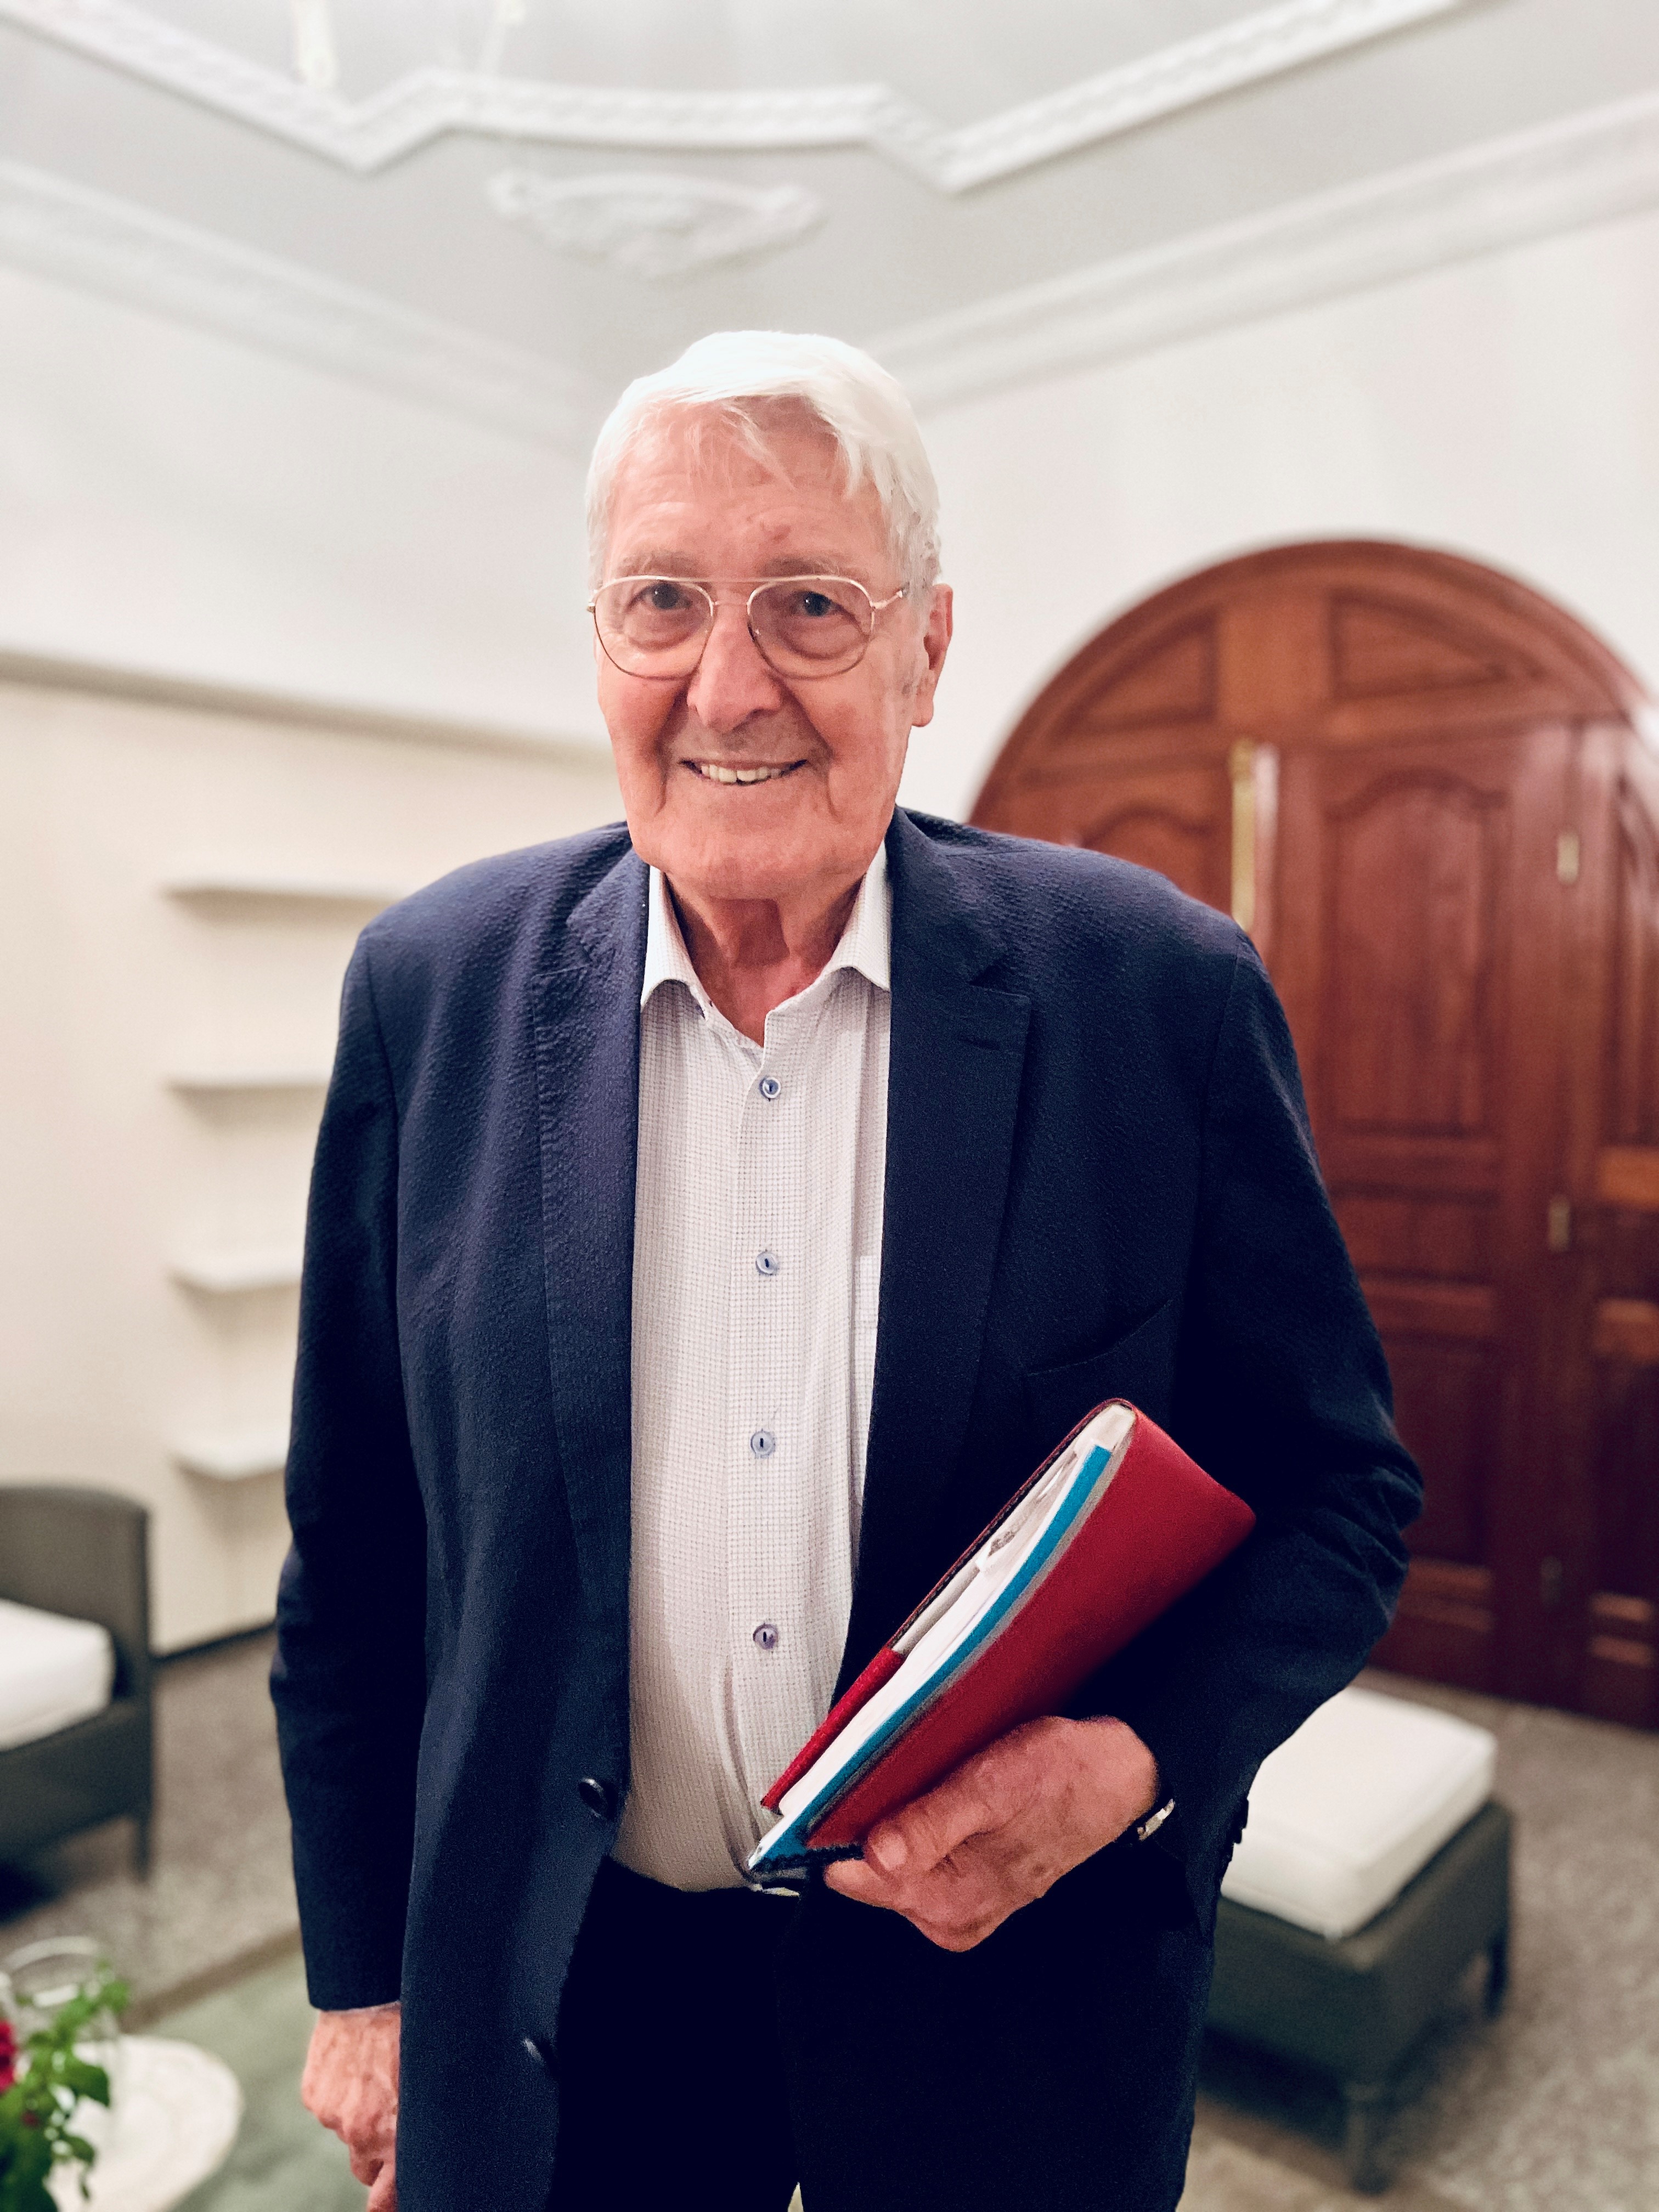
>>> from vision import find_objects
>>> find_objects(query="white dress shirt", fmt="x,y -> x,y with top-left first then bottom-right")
613,848 -> 890,1890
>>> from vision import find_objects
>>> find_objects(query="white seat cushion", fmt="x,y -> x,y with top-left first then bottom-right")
0,1598 -> 116,1752
1220,1684 -> 1496,1938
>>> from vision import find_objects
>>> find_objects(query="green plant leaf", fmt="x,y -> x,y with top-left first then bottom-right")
57,2062 -> 108,2104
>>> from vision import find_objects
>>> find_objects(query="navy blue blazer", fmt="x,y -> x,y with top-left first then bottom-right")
273,808 -> 1419,2212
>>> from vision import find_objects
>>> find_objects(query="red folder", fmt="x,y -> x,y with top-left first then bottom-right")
760,1401 -> 1255,1853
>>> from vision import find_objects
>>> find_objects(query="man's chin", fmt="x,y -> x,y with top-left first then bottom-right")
648,811 -> 847,905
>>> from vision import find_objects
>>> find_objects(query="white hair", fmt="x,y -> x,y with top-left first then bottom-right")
585,330 -> 941,598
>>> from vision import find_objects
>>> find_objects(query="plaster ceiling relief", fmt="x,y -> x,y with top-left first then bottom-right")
487,171 -> 825,281
7,0 -> 1657,452
0,0 -> 1474,184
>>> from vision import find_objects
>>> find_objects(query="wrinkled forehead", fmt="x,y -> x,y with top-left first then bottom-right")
605,405 -> 891,577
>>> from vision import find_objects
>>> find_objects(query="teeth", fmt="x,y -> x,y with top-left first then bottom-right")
695,761 -> 794,784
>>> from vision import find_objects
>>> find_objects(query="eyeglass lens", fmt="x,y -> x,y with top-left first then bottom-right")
594,578 -> 876,678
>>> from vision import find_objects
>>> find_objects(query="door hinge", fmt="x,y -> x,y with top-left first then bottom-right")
1556,830 -> 1581,885
1547,1195 -> 1573,1252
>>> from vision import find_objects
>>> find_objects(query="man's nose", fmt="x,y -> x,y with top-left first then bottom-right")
685,602 -> 786,732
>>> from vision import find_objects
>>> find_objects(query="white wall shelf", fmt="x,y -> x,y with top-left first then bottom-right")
167,1070 -> 330,1097
173,1425 -> 289,1482
171,1249 -> 303,1295
164,874 -> 405,911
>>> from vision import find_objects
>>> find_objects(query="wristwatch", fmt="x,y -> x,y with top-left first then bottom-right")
1134,1797 -> 1176,1845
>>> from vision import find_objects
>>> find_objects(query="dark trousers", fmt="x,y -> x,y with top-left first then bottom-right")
548,1848 -> 1209,2212
547,1856 -> 801,2212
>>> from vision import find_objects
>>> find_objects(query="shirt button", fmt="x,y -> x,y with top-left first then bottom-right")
749,1429 -> 776,1458
758,1075 -> 781,1100
753,1622 -> 780,1651
755,1250 -> 780,1277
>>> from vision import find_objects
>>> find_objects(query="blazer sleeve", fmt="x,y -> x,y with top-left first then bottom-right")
1090,939 -> 1422,1930
270,935 -> 428,2010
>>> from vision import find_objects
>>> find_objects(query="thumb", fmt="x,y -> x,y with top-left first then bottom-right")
870,1759 -> 1005,1877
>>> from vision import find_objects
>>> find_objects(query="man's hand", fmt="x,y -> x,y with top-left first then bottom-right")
823,1715 -> 1160,1951
302,2001 -> 402,2210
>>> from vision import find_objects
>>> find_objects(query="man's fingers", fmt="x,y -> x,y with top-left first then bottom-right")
826,1831 -> 1015,1949
866,1758 -> 1010,1877
823,1854 -> 911,1909
827,1836 -> 974,1912
366,2162 -> 398,2212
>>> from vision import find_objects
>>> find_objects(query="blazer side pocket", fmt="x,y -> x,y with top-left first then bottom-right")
1023,1297 -> 1180,1448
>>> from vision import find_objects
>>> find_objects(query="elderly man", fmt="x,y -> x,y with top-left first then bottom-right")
273,331 -> 1418,2212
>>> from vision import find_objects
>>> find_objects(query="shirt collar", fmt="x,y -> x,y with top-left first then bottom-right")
641,840 -> 891,1011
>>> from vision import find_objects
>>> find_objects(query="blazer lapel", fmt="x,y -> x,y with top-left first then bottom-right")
841,811 -> 1032,1686
529,848 -> 649,1637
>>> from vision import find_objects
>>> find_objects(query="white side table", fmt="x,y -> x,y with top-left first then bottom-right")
47,2037 -> 242,2212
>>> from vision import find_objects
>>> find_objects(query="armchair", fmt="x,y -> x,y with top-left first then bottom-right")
0,1486 -> 153,1874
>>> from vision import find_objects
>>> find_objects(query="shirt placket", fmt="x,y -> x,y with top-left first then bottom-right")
725,997 -> 811,1815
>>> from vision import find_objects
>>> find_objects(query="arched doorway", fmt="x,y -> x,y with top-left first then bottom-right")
973,541 -> 1659,1727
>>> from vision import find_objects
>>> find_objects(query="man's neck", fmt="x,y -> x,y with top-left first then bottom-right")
668,872 -> 865,1044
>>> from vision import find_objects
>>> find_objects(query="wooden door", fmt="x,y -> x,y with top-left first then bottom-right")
973,543 -> 1657,1720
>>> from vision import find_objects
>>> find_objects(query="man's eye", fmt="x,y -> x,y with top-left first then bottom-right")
642,582 -> 690,612
794,590 -> 836,619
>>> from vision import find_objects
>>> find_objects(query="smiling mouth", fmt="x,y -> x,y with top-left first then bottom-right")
688,759 -> 805,785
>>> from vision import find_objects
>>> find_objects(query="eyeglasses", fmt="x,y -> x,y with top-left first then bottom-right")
588,574 -> 907,681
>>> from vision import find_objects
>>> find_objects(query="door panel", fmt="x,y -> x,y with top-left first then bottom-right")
1339,1192 -> 1496,1278
1610,786 -> 1659,1146
1380,1340 -> 1496,1563
1076,763 -> 1231,911
1279,724 -> 1570,1699
1325,777 -> 1503,1136
1566,769 -> 1659,1723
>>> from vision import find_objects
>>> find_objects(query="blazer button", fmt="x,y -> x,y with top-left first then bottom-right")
577,1776 -> 616,1821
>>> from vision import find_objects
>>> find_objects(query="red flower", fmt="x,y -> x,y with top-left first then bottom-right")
0,2016 -> 15,2094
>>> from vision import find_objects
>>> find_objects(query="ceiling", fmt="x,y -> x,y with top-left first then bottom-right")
2,0 -> 1658,447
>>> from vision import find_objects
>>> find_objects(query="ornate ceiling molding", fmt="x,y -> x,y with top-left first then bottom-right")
6,94 -> 1654,459
1,0 -> 1469,186
487,171 -> 825,279
872,90 -> 1659,410
0,160 -> 602,448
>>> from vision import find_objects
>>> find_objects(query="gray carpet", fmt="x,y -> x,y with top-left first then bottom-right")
2,1639 -> 1656,2208
157,1955 -> 359,2212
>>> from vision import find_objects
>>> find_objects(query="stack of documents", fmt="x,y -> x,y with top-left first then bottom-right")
748,1400 -> 1255,1881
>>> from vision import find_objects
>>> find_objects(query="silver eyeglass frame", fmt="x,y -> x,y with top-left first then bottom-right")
586,574 -> 909,681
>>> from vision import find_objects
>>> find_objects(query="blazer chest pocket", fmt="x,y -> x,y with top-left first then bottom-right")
1023,1297 -> 1180,1450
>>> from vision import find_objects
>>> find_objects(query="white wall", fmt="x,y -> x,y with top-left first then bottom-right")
900,204 -> 1659,822
0,676 -> 620,1650
0,263 -> 606,748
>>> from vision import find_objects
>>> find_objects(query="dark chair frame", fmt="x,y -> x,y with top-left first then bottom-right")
0,1486 -> 154,1875
1207,1798 -> 1511,2192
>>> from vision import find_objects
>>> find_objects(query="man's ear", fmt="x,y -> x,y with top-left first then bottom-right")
909,584 -> 954,731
